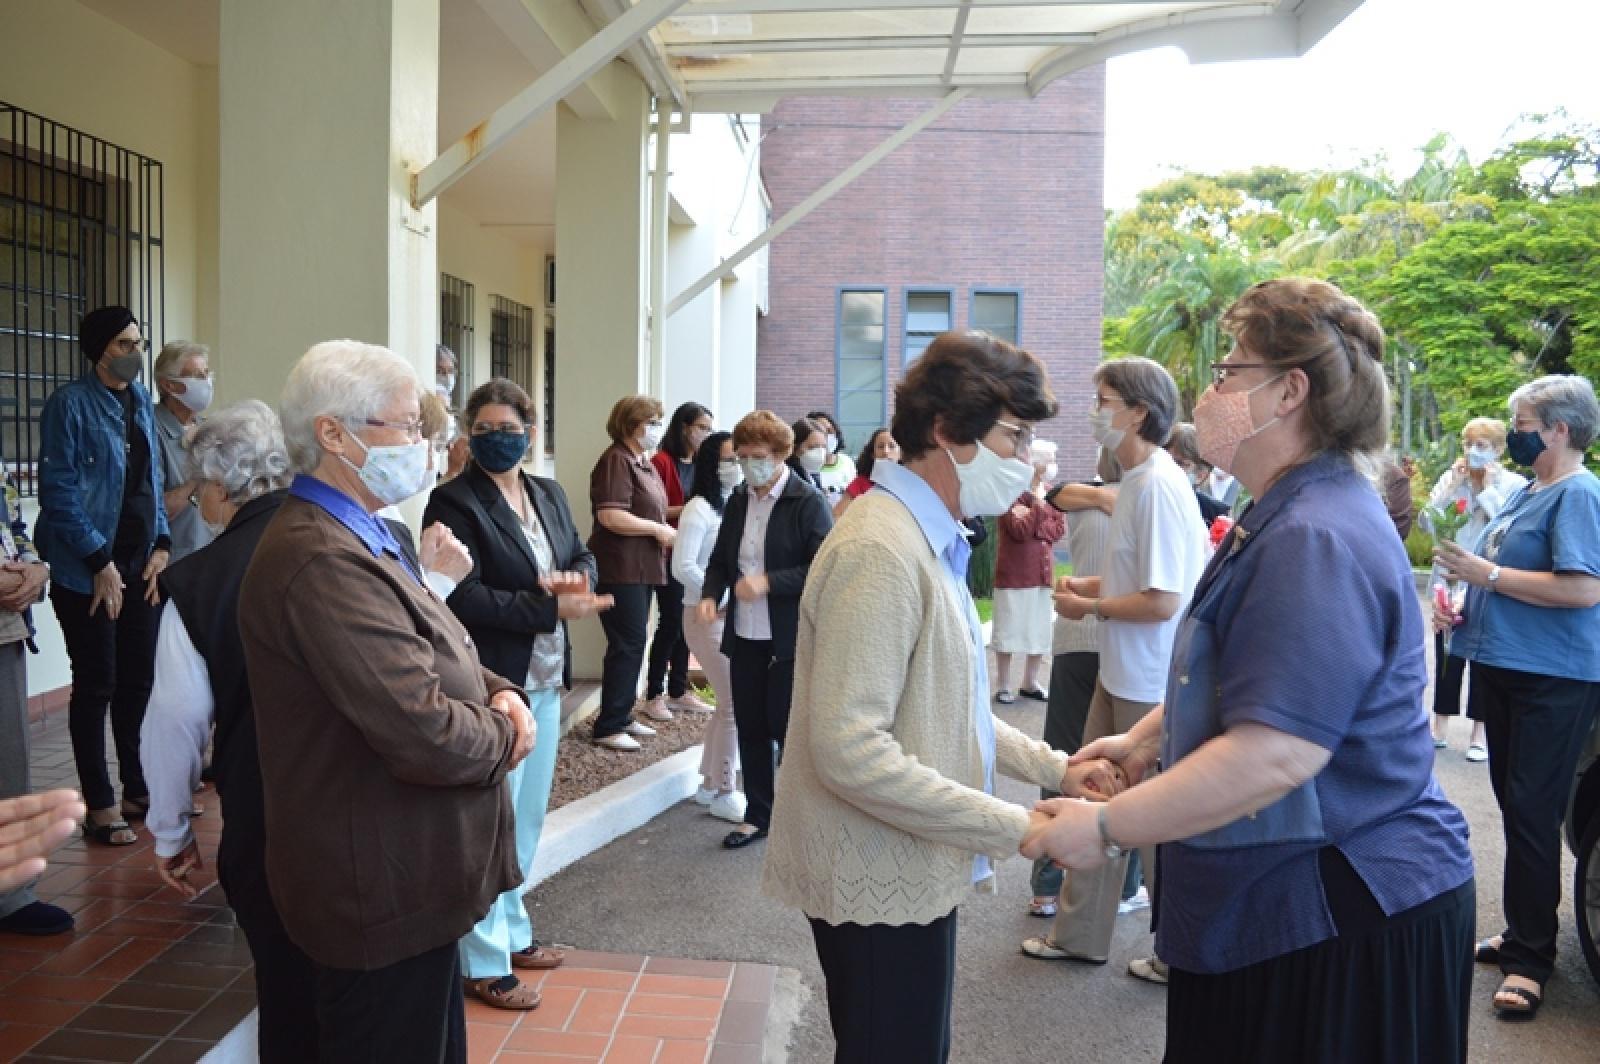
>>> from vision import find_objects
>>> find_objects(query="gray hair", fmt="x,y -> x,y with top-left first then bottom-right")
185,400 -> 292,504
1509,374 -> 1599,452
280,340 -> 422,472
1093,357 -> 1179,446
153,341 -> 208,379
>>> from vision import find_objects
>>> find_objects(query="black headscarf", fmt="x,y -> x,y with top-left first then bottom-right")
78,306 -> 137,361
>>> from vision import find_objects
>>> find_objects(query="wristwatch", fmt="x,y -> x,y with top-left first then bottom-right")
1097,805 -> 1125,860
1487,565 -> 1503,591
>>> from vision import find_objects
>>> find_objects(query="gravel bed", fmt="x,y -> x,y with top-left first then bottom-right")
549,707 -> 711,811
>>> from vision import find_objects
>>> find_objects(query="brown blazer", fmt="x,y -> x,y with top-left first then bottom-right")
239,494 -> 521,971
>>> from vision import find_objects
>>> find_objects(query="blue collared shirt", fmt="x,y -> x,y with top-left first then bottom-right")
288,475 -> 422,584
870,462 -> 997,884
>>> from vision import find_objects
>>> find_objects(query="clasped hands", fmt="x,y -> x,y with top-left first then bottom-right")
542,570 -> 613,620
1021,731 -> 1156,871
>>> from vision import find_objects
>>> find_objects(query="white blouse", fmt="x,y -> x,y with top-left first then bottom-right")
671,495 -> 723,605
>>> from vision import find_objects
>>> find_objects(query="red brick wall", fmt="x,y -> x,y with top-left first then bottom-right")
755,68 -> 1107,478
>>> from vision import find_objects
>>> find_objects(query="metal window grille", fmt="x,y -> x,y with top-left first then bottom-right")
1,102 -> 164,495
543,321 -> 555,456
440,272 -> 475,407
490,294 -> 534,398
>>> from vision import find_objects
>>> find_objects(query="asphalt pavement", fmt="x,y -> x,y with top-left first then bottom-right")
527,666 -> 1600,1063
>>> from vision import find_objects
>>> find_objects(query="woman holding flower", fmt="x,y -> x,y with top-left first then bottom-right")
1425,418 -> 1526,759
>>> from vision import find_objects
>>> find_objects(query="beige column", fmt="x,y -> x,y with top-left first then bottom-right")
552,66 -> 653,680
217,0 -> 440,408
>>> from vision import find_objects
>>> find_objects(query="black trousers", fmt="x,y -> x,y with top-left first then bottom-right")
234,900 -> 320,1063
1166,850 -> 1473,1063
1430,635 -> 1476,719
645,576 -> 690,700
728,637 -> 793,832
312,940 -> 466,1064
51,561 -> 158,811
594,582 -> 654,738
1470,661 -> 1600,983
809,909 -> 958,1064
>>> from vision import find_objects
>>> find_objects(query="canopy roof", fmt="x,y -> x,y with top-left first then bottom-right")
645,0 -> 1363,110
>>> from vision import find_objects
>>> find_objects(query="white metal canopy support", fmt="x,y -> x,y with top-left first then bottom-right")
665,88 -> 971,318
411,0 -> 692,209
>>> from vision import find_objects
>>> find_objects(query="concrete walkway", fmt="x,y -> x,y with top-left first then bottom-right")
526,693 -> 1600,1063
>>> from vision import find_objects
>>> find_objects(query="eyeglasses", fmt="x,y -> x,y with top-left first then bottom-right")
470,422 -> 528,436
1210,360 -> 1274,387
1090,394 -> 1125,413
113,337 -> 149,354
355,417 -> 425,441
994,418 -> 1034,454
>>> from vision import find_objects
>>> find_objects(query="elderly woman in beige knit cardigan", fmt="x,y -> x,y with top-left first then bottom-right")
762,333 -> 1122,1064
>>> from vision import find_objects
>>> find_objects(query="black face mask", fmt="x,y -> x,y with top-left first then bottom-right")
1505,427 -> 1547,468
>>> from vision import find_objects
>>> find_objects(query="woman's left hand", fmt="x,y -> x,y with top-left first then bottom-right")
1020,797 -> 1106,870
1435,540 -> 1493,587
142,549 -> 169,606
734,573 -> 769,602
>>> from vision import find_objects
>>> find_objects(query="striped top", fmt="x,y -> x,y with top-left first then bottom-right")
1052,494 -> 1115,656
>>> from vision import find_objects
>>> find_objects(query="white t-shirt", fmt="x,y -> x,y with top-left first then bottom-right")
817,453 -> 856,501
1098,448 -> 1209,703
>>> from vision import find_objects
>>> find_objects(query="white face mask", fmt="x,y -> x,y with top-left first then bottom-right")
342,432 -> 433,507
1044,462 -> 1059,481
170,376 -> 213,415
1088,407 -> 1125,451
717,460 -> 743,494
689,427 -> 710,453
437,373 -> 455,398
798,447 -> 827,474
740,456 -> 778,488
1465,444 -> 1495,469
641,421 -> 665,451
825,433 -> 839,454
946,439 -> 1035,518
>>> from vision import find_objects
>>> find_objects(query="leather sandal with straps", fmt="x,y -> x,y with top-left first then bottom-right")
512,944 -> 567,970
466,975 -> 542,1011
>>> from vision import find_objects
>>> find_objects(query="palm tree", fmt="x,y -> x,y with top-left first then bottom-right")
1118,239 -> 1279,411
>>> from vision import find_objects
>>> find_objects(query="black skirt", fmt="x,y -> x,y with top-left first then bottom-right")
1165,849 -> 1474,1064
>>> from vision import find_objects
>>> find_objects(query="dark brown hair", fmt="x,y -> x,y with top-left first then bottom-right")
1221,278 -> 1389,459
465,377 -> 536,430
891,332 -> 1058,461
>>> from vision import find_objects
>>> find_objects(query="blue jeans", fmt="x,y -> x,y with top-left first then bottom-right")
459,686 -> 562,979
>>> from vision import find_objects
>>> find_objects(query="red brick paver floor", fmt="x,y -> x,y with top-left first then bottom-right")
4,706 -> 777,1063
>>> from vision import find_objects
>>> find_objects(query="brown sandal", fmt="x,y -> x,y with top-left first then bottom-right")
466,976 -> 542,1011
512,944 -> 567,971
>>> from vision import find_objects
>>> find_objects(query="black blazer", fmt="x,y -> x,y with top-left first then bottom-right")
700,470 -> 832,661
422,463 -> 597,690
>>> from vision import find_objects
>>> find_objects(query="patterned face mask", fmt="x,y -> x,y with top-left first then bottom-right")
1193,375 -> 1285,473
342,432 -> 433,506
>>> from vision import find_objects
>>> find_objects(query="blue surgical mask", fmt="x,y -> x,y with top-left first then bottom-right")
1465,445 -> 1494,470
469,430 -> 529,474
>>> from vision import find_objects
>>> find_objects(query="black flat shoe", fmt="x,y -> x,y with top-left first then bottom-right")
722,828 -> 767,849
1018,688 -> 1049,702
0,901 -> 74,936
1475,936 -> 1503,964
1493,981 -> 1543,1022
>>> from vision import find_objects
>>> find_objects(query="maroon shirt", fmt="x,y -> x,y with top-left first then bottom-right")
994,491 -> 1065,589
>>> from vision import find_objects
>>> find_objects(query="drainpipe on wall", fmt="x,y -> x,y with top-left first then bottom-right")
648,99 -> 672,401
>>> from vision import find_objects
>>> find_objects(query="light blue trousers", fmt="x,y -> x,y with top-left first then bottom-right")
459,685 -> 562,979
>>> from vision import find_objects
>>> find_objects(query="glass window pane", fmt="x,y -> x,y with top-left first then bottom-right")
840,390 -> 883,426
973,292 -> 1018,332
840,358 -> 883,391
841,290 -> 886,326
905,292 -> 951,333
904,334 -> 935,364
840,325 -> 884,359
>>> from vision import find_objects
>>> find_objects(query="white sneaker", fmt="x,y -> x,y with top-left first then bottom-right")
668,691 -> 715,714
638,698 -> 675,722
708,791 -> 747,823
594,732 -> 641,752
1118,886 -> 1150,915
623,721 -> 657,738
693,787 -> 717,807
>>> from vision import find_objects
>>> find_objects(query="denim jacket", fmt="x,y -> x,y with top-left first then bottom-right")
35,371 -> 169,594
